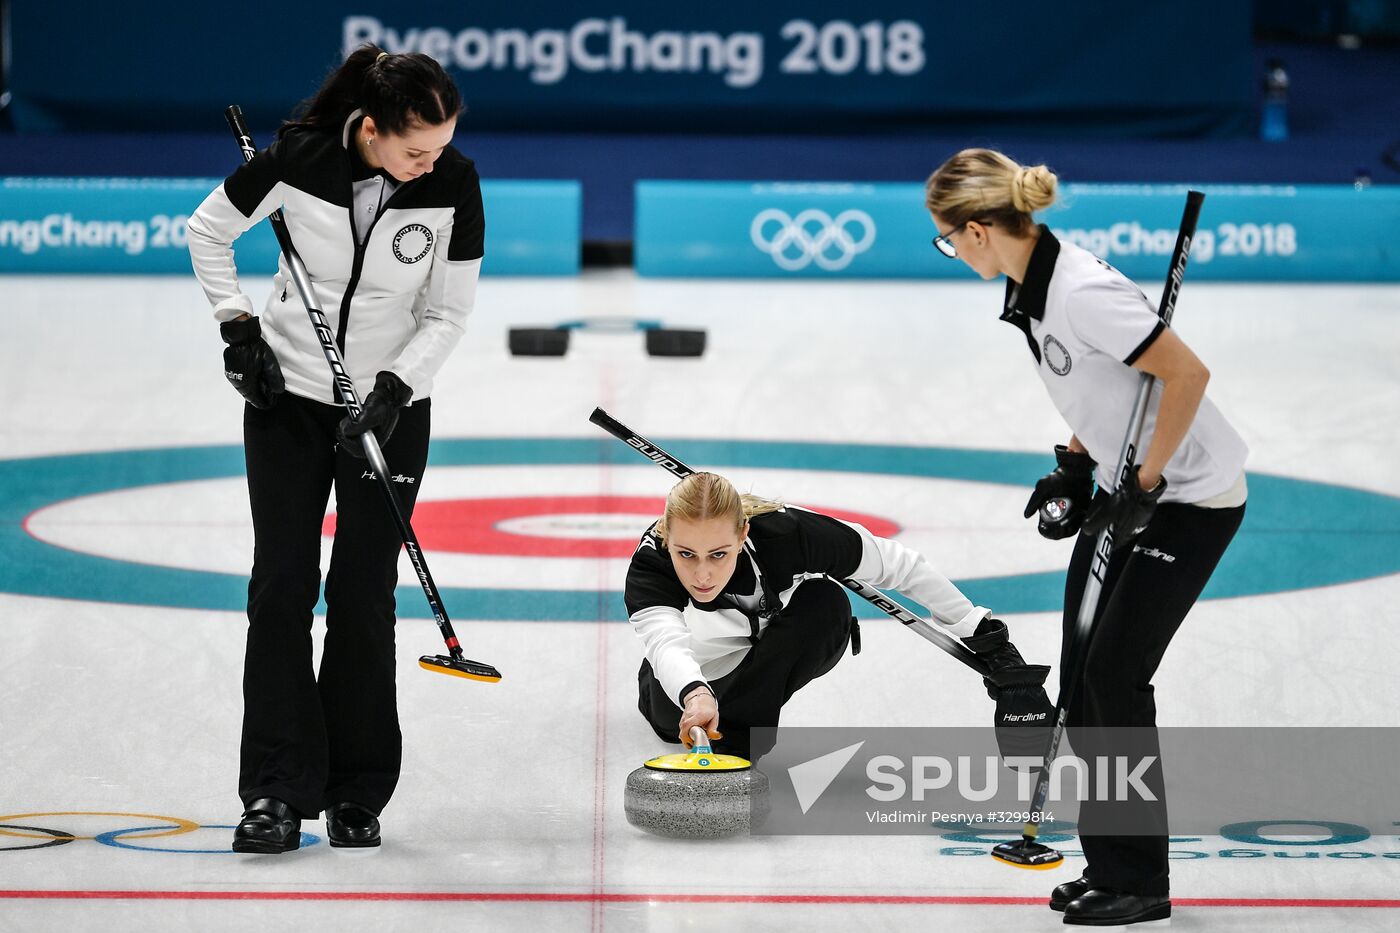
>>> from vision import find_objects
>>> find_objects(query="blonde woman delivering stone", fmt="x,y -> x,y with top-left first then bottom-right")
624,471 -> 1052,762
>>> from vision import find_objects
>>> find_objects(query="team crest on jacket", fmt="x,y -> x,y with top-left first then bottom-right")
392,224 -> 434,264
1043,334 -> 1072,375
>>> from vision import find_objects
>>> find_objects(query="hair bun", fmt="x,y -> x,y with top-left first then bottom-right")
1011,164 -> 1058,214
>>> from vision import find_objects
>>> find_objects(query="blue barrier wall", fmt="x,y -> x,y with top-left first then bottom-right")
0,178 -> 581,275
634,181 -> 1396,282
10,3 -> 1251,137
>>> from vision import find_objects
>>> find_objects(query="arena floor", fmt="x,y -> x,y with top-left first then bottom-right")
2,269 -> 1398,931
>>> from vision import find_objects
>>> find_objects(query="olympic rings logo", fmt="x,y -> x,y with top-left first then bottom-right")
750,208 -> 877,271
0,811 -> 318,854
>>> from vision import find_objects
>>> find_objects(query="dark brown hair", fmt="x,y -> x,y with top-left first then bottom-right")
280,44 -> 463,138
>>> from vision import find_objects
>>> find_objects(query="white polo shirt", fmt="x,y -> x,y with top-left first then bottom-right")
1001,228 -> 1247,505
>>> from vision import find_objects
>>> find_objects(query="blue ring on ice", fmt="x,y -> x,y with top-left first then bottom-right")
94,824 -> 321,853
1,437 -> 1398,621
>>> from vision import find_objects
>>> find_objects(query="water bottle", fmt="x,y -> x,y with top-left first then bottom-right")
1261,59 -> 1289,142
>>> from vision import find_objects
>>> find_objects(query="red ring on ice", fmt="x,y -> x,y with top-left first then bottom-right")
322,496 -> 901,559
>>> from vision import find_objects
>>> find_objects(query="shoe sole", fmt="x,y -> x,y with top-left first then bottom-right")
329,837 -> 381,848
232,837 -> 300,854
1062,903 -> 1171,926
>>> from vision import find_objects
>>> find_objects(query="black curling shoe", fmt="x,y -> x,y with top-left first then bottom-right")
1063,889 -> 1171,926
1050,876 -> 1092,912
232,798 -> 301,854
326,802 -> 381,848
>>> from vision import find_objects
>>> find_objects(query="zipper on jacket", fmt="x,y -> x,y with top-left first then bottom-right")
335,243 -> 369,354
334,176 -> 416,354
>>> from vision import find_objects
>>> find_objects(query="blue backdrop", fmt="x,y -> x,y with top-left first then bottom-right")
635,181 -> 1398,282
0,178 -> 581,275
10,2 -> 1251,136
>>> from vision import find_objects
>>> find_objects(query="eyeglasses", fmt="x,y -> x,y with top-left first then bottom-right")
931,219 -> 990,258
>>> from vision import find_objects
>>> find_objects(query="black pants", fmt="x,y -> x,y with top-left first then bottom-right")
239,392 -> 430,819
1062,496 -> 1246,896
638,578 -> 855,761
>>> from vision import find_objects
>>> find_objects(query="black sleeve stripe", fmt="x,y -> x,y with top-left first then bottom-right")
677,680 -> 710,708
447,167 -> 485,262
1124,320 -> 1166,366
222,139 -> 284,218
791,508 -> 864,581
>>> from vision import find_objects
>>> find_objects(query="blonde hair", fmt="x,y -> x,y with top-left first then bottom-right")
655,472 -> 784,543
924,148 -> 1058,236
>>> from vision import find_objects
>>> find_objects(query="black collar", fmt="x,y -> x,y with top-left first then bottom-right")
1000,225 -> 1059,362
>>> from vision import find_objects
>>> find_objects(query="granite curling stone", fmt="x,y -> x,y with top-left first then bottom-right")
623,728 -> 771,839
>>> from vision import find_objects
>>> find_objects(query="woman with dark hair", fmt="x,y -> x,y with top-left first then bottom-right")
925,148 -> 1247,926
187,45 -> 484,854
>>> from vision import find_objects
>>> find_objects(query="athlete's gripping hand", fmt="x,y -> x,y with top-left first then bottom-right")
985,664 -> 1055,764
960,617 -> 1027,681
678,686 -> 722,749
961,617 -> 1054,763
219,317 -> 285,410
1023,445 -> 1096,540
338,371 -> 413,457
1082,466 -> 1166,551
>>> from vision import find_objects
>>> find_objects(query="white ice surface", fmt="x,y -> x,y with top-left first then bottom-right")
2,271 -> 1398,932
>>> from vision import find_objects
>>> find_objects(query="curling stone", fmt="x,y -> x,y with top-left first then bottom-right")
624,727 -> 770,838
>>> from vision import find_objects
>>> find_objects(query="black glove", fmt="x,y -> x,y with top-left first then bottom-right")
337,370 -> 413,457
985,663 -> 1055,764
961,617 -> 1027,690
1022,445 -> 1096,540
962,618 -> 1054,765
219,317 -> 285,410
1081,466 -> 1166,552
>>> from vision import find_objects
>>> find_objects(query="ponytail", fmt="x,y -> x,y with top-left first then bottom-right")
281,44 -> 464,138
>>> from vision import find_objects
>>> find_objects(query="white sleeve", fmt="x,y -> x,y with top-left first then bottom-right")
629,605 -> 706,705
186,181 -> 286,323
846,521 -> 988,637
387,255 -> 480,392
1064,277 -> 1164,365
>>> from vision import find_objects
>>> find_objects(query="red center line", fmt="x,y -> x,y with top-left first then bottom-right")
591,374 -> 614,933
1,891 -> 1398,908
591,613 -> 610,933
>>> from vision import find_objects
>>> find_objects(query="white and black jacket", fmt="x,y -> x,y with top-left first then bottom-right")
187,112 -> 485,404
624,506 -> 989,705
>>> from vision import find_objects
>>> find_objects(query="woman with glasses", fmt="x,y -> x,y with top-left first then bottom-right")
925,148 -> 1247,927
